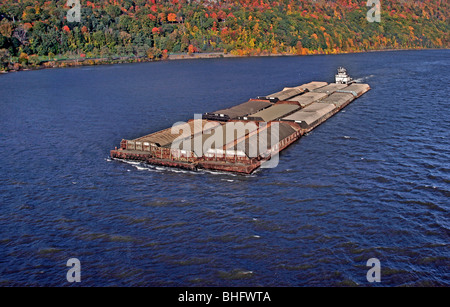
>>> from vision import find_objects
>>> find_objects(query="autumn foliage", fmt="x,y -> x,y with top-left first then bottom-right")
167,13 -> 177,23
0,0 -> 448,67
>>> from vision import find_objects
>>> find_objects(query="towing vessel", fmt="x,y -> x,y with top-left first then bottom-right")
110,68 -> 370,174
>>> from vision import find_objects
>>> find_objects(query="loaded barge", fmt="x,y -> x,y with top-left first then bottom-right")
111,68 -> 370,174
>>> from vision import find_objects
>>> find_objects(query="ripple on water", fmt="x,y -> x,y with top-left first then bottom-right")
217,269 -> 254,280
1,50 -> 449,286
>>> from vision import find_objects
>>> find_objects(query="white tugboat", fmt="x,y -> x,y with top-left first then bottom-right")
335,67 -> 354,84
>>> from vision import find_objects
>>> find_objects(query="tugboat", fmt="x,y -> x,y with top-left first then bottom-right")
335,67 -> 354,84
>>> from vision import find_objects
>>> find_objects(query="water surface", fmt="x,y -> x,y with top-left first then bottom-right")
0,50 -> 448,286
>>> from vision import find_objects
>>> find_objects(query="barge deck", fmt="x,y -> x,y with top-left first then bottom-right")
111,68 -> 370,174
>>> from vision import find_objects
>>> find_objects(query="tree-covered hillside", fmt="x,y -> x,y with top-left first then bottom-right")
0,0 -> 448,70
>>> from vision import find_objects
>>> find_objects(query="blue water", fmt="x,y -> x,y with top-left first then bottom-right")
0,50 -> 448,286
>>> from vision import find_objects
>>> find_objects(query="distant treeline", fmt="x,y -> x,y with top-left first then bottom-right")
0,0 -> 448,70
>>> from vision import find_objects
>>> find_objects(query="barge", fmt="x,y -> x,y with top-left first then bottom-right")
110,68 -> 370,174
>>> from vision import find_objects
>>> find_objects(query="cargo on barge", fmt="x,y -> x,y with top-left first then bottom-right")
110,68 -> 370,174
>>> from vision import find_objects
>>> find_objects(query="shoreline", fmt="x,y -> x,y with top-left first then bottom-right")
1,47 -> 447,74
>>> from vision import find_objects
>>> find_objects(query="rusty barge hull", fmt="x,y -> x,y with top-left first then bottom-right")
110,125 -> 303,174
111,78 -> 370,174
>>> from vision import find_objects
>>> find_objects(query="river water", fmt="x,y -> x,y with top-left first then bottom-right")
0,50 -> 448,286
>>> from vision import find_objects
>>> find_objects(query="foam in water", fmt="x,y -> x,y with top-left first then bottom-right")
353,74 -> 374,83
112,157 -> 246,177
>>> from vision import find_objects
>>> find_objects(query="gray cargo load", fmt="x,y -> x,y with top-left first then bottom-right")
319,92 -> 355,108
232,122 -> 298,158
282,103 -> 336,129
296,81 -> 328,92
243,103 -> 301,122
289,92 -> 328,107
203,100 -> 272,121
172,121 -> 258,156
312,83 -> 348,94
266,88 -> 304,101
134,120 -> 220,147
336,83 -> 370,97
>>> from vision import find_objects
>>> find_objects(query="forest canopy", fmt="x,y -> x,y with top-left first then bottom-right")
0,0 -> 448,69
